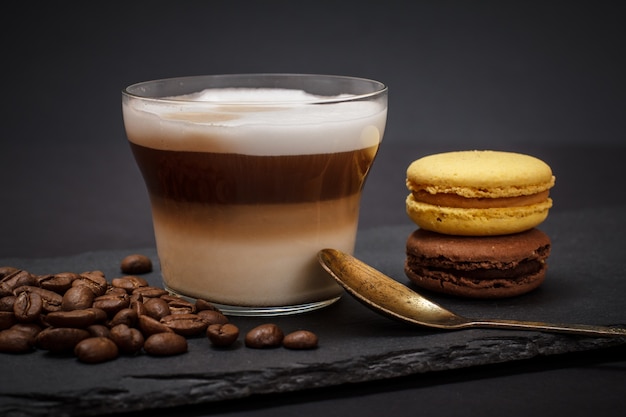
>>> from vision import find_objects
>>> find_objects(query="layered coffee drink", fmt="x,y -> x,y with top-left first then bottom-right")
123,77 -> 387,314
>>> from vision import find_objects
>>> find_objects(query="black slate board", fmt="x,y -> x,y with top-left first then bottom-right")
1,207 -> 625,417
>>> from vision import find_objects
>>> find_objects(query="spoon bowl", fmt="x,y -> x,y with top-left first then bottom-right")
318,248 -> 626,338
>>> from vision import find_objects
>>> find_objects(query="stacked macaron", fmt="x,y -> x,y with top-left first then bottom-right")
404,150 -> 555,298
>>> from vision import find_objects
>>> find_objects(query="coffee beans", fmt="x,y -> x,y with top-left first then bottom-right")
37,272 -> 78,293
120,254 -> 153,275
0,270 -> 36,297
45,309 -> 99,328
109,308 -> 138,327
0,255 -> 320,363
0,296 -> 16,311
88,324 -> 110,338
207,323 -> 239,347
245,323 -> 284,348
109,324 -> 144,354
15,286 -> 62,312
0,311 -> 16,329
72,271 -> 108,297
36,328 -> 91,352
0,328 -> 35,353
242,324 -> 319,350
144,332 -> 187,356
283,330 -> 319,350
75,337 -> 119,363
13,291 -> 43,322
138,315 -> 173,336
62,286 -> 95,311
161,313 -> 207,337
93,293 -> 130,317
143,297 -> 171,320
112,275 -> 149,292
197,309 -> 228,325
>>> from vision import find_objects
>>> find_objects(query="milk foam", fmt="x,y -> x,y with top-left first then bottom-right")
123,88 -> 387,155
178,88 -> 353,103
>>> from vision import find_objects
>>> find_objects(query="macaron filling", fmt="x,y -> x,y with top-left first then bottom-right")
405,254 -> 548,281
410,190 -> 551,209
405,266 -> 546,292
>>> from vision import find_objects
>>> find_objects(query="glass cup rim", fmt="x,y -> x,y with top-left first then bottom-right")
122,73 -> 388,105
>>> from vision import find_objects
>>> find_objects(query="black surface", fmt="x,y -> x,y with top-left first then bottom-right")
2,2 -> 626,417
1,208 -> 626,417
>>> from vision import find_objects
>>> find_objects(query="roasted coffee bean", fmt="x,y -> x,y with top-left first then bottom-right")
130,298 -> 146,318
0,328 -> 35,353
61,286 -> 95,311
109,308 -> 138,327
74,337 -> 119,363
86,307 -> 108,323
0,311 -> 16,329
87,324 -> 110,338
195,298 -> 221,313
120,254 -> 153,275
37,272 -> 79,294
138,315 -> 173,336
11,323 -> 43,339
143,297 -> 171,320
159,295 -> 178,303
109,324 -> 144,354
144,332 -> 187,356
35,274 -> 54,289
0,266 -> 19,279
14,286 -> 62,312
13,291 -> 43,323
105,286 -> 128,296
206,323 -> 239,347
283,330 -> 318,350
244,324 -> 284,349
132,286 -> 167,298
197,309 -> 229,325
0,295 -> 16,312
72,271 -> 108,296
160,313 -> 207,337
45,309 -> 98,328
0,270 -> 36,297
163,296 -> 195,315
92,293 -> 130,317
112,276 -> 149,293
36,327 -> 91,352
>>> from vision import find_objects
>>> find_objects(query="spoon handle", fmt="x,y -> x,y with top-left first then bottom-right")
467,319 -> 626,338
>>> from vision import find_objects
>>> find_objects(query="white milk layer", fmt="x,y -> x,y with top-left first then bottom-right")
123,88 -> 387,155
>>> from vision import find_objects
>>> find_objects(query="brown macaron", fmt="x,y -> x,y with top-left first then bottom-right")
405,228 -> 551,298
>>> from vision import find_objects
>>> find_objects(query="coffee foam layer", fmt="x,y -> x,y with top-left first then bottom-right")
123,88 -> 386,155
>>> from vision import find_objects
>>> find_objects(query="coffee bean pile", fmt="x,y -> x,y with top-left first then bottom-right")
0,255 -> 318,364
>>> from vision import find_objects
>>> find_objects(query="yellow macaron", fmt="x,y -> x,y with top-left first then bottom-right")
405,150 -> 555,236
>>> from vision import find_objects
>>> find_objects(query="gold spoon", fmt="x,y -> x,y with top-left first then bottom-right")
318,248 -> 626,338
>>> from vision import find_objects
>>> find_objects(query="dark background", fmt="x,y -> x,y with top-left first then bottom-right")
2,0 -> 624,258
1,2 -> 625,417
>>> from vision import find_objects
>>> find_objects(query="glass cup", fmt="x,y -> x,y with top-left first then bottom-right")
122,74 -> 387,315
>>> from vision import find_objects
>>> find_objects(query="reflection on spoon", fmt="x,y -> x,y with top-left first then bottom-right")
318,249 -> 626,338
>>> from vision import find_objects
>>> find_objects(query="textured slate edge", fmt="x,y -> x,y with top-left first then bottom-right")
2,332 -> 624,417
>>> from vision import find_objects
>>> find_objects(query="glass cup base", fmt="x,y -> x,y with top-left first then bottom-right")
164,284 -> 342,316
